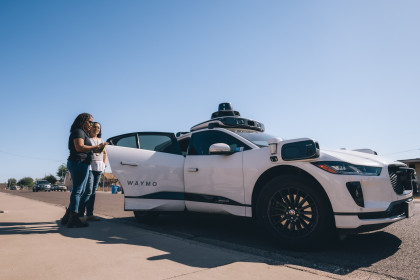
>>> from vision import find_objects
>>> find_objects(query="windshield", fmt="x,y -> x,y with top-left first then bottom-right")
234,131 -> 276,147
37,180 -> 49,184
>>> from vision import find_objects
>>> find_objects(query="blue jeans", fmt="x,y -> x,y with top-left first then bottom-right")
67,160 -> 90,213
78,170 -> 102,217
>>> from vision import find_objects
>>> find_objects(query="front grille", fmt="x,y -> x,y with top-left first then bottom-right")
388,165 -> 416,195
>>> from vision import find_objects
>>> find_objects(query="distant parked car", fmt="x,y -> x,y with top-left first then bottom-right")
33,180 -> 51,192
56,185 -> 67,192
9,185 -> 21,190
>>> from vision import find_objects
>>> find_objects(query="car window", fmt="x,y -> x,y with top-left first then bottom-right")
188,130 -> 250,156
37,180 -> 49,184
139,134 -> 181,155
109,133 -> 182,155
114,135 -> 138,148
234,131 -> 276,147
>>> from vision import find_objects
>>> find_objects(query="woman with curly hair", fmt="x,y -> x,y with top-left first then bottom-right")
61,113 -> 107,228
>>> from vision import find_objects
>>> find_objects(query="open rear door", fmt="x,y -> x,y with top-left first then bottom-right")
106,132 -> 185,211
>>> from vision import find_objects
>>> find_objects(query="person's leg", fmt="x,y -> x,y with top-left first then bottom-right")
78,170 -> 94,217
86,171 -> 102,219
67,161 -> 90,213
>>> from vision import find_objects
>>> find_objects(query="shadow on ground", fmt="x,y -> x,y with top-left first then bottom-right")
0,212 -> 402,276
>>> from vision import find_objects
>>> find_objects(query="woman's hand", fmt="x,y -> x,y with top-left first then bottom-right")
93,142 -> 109,153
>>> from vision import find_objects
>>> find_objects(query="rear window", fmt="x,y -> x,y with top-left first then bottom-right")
109,133 -> 182,155
114,135 -> 137,148
139,135 -> 179,154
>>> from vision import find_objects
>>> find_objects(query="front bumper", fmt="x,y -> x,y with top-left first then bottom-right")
335,198 -> 414,232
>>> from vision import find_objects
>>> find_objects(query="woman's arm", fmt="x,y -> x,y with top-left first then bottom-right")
103,149 -> 107,164
73,138 -> 105,153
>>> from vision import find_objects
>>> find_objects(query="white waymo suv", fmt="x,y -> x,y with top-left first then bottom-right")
106,103 -> 415,249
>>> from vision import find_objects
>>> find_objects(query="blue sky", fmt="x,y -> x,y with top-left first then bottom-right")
1,1 -> 419,183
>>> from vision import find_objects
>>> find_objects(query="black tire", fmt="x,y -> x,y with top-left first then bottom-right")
133,211 -> 159,224
256,175 -> 334,250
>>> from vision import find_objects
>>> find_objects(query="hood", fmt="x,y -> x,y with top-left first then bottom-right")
319,149 -> 404,167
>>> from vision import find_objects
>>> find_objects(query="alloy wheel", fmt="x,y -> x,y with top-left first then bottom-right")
267,187 -> 319,238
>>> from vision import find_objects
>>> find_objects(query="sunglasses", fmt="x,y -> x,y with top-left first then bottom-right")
87,121 -> 93,124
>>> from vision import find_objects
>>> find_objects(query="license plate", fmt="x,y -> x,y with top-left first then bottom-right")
405,199 -> 415,218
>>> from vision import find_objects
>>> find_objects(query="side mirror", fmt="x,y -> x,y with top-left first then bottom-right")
209,143 -> 234,155
281,139 -> 320,161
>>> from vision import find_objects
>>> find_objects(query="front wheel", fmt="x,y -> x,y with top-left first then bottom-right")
133,211 -> 159,224
256,175 -> 334,250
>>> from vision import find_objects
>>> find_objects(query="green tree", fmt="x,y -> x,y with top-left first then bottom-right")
18,177 -> 34,187
57,164 -> 68,181
8,178 -> 17,187
44,174 -> 57,185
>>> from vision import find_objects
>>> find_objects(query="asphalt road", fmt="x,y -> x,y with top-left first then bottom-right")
2,189 -> 419,280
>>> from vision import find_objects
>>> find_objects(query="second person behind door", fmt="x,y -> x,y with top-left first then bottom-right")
78,121 -> 107,221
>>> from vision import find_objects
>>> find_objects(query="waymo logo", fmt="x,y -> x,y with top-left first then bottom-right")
127,180 -> 158,187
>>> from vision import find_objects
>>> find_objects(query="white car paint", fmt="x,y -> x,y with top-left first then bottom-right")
185,152 -> 245,216
107,145 -> 185,211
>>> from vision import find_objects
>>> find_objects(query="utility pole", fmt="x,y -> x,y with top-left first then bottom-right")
61,165 -> 64,182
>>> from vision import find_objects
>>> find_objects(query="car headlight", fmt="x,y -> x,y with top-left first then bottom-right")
312,161 -> 382,176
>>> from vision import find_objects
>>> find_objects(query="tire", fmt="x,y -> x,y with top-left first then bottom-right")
133,211 -> 159,224
256,175 -> 334,250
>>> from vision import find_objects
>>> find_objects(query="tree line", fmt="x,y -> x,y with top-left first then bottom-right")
7,164 -> 68,187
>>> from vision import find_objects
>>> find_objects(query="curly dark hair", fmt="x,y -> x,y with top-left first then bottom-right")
70,113 -> 93,133
93,122 -> 102,138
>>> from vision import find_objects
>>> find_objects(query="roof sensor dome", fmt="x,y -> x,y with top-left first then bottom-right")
211,102 -> 240,119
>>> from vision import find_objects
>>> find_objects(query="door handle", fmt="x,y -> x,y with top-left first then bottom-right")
188,168 -> 199,172
121,161 -> 139,166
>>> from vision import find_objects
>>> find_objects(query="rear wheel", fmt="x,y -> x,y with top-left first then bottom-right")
256,175 -> 334,250
133,211 -> 159,224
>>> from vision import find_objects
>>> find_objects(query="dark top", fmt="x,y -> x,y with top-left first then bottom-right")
68,128 -> 93,164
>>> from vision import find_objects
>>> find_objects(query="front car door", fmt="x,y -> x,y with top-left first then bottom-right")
184,129 -> 251,216
106,132 -> 185,211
